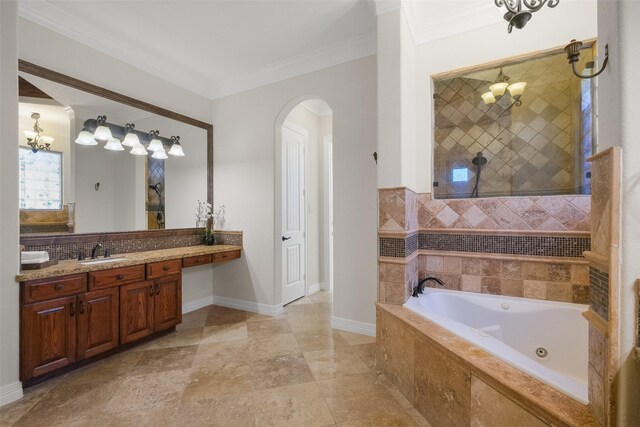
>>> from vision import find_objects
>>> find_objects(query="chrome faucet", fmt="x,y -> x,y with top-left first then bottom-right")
412,277 -> 445,297
91,243 -> 103,259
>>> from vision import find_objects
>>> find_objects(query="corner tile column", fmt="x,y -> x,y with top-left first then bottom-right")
378,187 -> 419,304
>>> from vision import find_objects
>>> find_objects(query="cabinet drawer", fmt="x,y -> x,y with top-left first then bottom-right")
146,259 -> 182,279
89,265 -> 145,290
182,254 -> 212,268
212,250 -> 241,263
22,274 -> 87,304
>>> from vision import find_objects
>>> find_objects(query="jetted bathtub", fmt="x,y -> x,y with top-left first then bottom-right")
403,288 -> 589,403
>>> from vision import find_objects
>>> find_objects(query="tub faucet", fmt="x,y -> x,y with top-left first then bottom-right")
91,243 -> 103,259
412,277 -> 445,297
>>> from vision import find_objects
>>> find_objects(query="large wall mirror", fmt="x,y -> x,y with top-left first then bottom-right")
432,43 -> 596,199
18,61 -> 212,236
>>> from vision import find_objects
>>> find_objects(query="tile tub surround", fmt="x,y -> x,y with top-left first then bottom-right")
1,293 -> 432,427
20,228 -> 242,262
376,303 -> 595,427
417,253 -> 590,304
15,244 -> 242,282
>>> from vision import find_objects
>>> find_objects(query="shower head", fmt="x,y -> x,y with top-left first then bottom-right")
471,152 -> 487,167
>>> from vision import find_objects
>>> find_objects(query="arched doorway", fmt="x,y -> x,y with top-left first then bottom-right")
274,97 -> 333,309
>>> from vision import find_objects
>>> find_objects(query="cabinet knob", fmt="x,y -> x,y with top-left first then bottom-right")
79,301 -> 85,314
155,284 -> 160,295
116,274 -> 124,280
163,265 -> 170,271
149,286 -> 154,297
70,302 -> 75,317
54,284 -> 64,291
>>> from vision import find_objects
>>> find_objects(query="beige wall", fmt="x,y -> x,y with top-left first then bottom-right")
0,0 -> 21,405
211,56 -> 377,329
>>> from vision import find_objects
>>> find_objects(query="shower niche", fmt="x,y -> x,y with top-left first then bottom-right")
432,46 -> 596,199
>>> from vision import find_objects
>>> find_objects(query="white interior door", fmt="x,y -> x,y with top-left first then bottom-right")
282,123 -> 306,305
324,135 -> 334,293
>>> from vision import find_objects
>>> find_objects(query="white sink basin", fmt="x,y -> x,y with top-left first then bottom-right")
79,257 -> 127,265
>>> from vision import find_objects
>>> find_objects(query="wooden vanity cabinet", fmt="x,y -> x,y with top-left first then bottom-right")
120,274 -> 182,344
21,296 -> 77,380
77,288 -> 119,359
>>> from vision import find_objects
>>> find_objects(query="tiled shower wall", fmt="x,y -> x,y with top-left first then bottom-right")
378,187 -> 591,305
433,51 -> 593,198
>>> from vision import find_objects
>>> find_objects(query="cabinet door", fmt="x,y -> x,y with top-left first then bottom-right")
21,296 -> 77,381
77,288 -> 119,360
154,275 -> 182,332
120,281 -> 154,344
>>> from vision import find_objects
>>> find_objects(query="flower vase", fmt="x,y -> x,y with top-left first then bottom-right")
204,234 -> 215,246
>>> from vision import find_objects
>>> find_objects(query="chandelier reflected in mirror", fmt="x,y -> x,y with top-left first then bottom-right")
24,112 -> 55,153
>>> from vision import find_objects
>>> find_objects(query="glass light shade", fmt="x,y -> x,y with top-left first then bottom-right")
130,143 -> 148,156
507,82 -> 527,97
122,132 -> 140,147
489,82 -> 508,97
151,148 -> 168,160
147,138 -> 164,152
93,125 -> 113,141
481,92 -> 496,104
168,142 -> 185,156
23,130 -> 37,140
104,137 -> 125,151
41,136 -> 55,145
75,130 -> 98,146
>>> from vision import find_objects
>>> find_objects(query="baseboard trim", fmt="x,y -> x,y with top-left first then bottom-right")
0,381 -> 23,407
182,295 -> 214,314
308,282 -> 322,295
320,282 -> 330,292
331,316 -> 376,337
212,295 -> 284,316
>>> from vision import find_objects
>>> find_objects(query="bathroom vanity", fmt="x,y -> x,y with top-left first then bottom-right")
16,245 -> 240,384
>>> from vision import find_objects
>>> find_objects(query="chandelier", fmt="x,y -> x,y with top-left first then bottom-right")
481,68 -> 526,109
24,112 -> 55,153
75,116 -> 185,159
494,0 -> 560,33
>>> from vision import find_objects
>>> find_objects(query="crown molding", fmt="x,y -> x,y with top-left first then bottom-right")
403,1 -> 503,45
210,32 -> 376,100
18,0 -> 216,97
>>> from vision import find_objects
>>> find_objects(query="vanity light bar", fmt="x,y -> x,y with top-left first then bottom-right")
75,117 -> 185,159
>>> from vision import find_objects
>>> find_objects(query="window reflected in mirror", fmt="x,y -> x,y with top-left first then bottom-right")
432,46 -> 595,199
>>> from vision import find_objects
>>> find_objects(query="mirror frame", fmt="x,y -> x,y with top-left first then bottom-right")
18,60 -> 213,242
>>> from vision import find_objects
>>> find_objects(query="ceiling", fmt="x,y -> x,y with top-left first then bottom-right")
19,0 -> 377,99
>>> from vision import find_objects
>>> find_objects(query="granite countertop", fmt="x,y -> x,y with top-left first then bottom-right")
17,244 -> 242,282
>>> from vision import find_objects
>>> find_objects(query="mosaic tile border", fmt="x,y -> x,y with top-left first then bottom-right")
23,230 -> 242,261
379,232 -> 590,258
589,266 -> 609,321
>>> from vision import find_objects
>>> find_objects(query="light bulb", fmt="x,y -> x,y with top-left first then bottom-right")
147,138 -> 164,152
490,82 -> 508,97
130,143 -> 148,156
151,148 -> 168,160
93,124 -> 113,141
23,130 -> 37,140
41,136 -> 55,145
104,137 -> 125,151
507,82 -> 527,97
75,130 -> 98,146
168,141 -> 185,156
122,132 -> 140,147
481,92 -> 496,104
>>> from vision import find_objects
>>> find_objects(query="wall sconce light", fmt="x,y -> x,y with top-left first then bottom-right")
495,0 -> 560,33
168,136 -> 185,156
564,39 -> 609,79
147,130 -> 164,152
93,115 -> 113,141
121,123 -> 141,147
24,112 -> 54,153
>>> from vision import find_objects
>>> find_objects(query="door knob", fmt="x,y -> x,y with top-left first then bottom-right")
282,236 -> 291,241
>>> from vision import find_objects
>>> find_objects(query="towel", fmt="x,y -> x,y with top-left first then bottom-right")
21,251 -> 50,264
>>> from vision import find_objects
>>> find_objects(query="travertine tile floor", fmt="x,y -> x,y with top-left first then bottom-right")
1,291 -> 431,427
